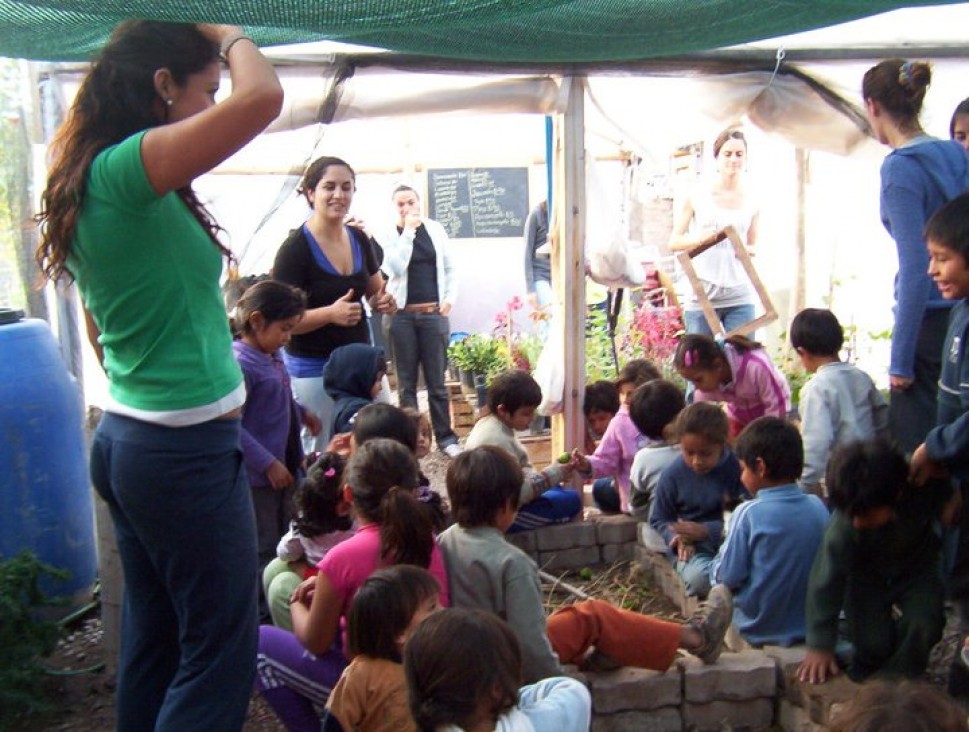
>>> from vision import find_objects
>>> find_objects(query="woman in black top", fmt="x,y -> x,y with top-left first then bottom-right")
273,156 -> 396,450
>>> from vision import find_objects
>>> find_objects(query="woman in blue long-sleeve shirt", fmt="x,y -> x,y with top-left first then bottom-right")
862,58 -> 969,454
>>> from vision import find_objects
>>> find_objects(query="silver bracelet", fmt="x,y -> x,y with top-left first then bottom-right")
220,33 -> 254,60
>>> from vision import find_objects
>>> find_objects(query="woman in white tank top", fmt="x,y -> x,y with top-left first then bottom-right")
669,128 -> 760,336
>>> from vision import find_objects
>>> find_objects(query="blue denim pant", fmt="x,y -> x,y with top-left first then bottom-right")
390,310 -> 457,449
90,413 -> 258,732
683,303 -> 755,337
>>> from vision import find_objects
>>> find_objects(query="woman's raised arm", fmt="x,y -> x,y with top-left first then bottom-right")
142,24 -> 283,195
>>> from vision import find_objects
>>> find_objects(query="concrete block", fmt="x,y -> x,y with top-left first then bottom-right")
680,650 -> 776,702
538,546 -> 602,572
505,530 -> 537,554
791,674 -> 859,725
601,541 -> 637,564
535,521 -> 598,550
682,697 -> 774,731
762,644 -> 807,700
591,708 -> 682,732
777,699 -> 827,732
589,666 -> 681,713
591,513 -> 638,544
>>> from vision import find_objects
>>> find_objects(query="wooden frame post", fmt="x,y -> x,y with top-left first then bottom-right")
550,76 -> 586,463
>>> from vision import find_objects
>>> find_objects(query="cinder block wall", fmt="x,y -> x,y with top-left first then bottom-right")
512,516 -> 858,731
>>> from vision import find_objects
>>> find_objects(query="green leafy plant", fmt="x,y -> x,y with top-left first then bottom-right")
448,334 -> 505,384
0,551 -> 69,728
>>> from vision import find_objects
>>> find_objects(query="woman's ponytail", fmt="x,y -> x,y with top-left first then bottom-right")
345,438 -> 431,565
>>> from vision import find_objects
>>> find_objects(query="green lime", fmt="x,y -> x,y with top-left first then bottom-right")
578,567 -> 594,580
557,452 -> 571,464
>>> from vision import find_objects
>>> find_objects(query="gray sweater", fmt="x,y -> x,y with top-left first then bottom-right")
438,524 -> 562,682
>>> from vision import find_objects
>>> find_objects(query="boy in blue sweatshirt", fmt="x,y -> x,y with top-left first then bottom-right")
711,417 -> 829,646
911,192 -> 969,694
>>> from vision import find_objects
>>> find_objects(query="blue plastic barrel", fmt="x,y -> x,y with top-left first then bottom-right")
0,309 -> 96,604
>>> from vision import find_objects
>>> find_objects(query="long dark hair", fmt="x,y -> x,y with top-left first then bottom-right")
36,21 -> 226,283
345,438 -> 433,567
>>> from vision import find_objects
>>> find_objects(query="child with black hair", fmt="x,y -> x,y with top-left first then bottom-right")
582,379 -> 620,454
438,446 -> 733,684
674,333 -> 790,440
905,192 -> 969,695
323,343 -> 386,435
404,609 -> 591,732
465,369 -> 581,531
650,402 -> 746,598
234,279 -> 322,623
790,308 -> 889,496
356,403 -> 449,532
322,565 -> 441,732
262,452 -> 355,630
256,439 -> 450,730
573,359 -> 662,513
711,417 -> 829,646
628,379 -> 687,523
827,678 -> 969,732
798,439 -> 949,684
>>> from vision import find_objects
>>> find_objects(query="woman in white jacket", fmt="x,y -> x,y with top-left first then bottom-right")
381,185 -> 462,457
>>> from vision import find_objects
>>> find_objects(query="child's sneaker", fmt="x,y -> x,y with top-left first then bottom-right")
687,584 -> 732,664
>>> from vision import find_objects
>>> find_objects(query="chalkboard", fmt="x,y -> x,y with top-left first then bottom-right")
427,167 -> 528,239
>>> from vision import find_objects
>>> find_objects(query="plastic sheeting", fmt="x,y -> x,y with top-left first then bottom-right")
0,0 -> 959,62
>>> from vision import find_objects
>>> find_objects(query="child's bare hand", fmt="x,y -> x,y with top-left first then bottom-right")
326,432 -> 353,457
909,443 -> 947,486
267,460 -> 295,490
290,575 -> 317,607
669,534 -> 695,562
302,411 -> 321,437
570,449 -> 591,473
671,520 -> 708,542
797,649 -> 839,684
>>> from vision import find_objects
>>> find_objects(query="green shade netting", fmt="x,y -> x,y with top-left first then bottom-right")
0,0 -> 960,62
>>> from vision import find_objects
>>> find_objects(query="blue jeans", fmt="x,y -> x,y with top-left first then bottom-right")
90,413 -> 258,732
390,310 -> 457,449
684,303 -> 756,337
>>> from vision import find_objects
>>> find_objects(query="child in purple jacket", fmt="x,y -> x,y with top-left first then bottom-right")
233,280 -> 321,621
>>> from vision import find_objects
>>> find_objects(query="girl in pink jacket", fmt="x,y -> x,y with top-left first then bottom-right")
674,334 -> 790,440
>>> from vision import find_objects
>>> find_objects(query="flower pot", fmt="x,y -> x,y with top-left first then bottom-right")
474,373 -> 488,409
460,368 -> 475,394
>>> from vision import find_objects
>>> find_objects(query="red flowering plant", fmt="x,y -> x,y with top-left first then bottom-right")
492,296 -> 545,373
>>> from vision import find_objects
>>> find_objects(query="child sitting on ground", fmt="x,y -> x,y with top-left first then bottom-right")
438,445 -> 733,683
323,343 -> 386,435
404,609 -> 592,732
650,402 -> 745,599
262,452 -> 356,631
322,565 -> 441,732
790,308 -> 889,496
464,369 -> 582,532
573,359 -> 662,513
711,417 -> 829,646
826,678 -> 969,732
674,333 -> 790,440
582,379 -> 620,454
355,403 -> 448,533
628,379 -> 687,523
798,439 -> 950,684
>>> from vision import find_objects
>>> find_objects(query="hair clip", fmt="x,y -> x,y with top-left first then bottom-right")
713,333 -> 727,349
684,349 -> 695,368
324,467 -> 336,478
898,61 -> 913,87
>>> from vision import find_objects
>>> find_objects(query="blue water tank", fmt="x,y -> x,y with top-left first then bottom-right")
0,309 -> 96,603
